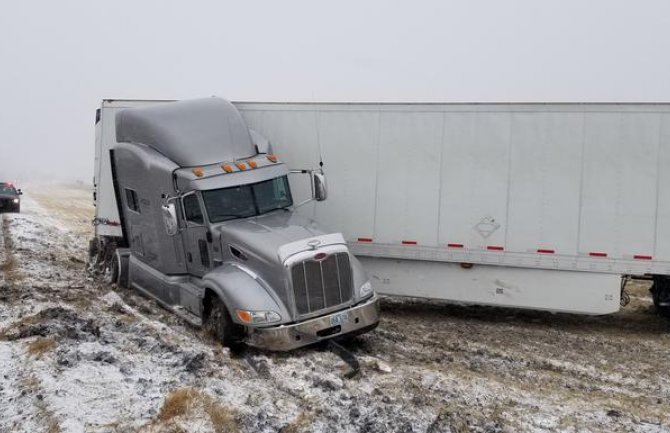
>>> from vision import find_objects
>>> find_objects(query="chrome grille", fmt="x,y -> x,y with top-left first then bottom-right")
291,252 -> 353,316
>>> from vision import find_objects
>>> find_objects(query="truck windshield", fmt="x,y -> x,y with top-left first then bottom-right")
0,184 -> 16,195
202,176 -> 293,223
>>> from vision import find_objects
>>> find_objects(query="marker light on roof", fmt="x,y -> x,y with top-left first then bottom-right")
248,160 -> 258,169
236,162 -> 247,170
222,164 -> 233,173
267,155 -> 278,163
192,167 -> 204,177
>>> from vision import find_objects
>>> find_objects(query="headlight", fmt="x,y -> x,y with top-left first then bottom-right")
360,281 -> 373,297
12,198 -> 19,203
236,309 -> 281,324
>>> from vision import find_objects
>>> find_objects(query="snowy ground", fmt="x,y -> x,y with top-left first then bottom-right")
1,183 -> 669,433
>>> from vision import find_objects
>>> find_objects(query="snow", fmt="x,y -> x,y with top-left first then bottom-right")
0,343 -> 44,432
1,185 -> 669,432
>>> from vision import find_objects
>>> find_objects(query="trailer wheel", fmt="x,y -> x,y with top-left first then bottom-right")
651,277 -> 670,318
116,252 -> 129,289
204,296 -> 242,349
103,253 -> 119,285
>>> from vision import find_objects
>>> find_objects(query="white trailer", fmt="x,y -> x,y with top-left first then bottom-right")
233,102 -> 670,316
94,101 -> 670,316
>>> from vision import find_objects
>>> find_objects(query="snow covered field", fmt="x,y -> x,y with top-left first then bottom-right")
1,183 -> 669,433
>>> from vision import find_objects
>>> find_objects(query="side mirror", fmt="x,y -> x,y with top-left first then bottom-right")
17,189 -> 22,195
162,203 -> 179,236
312,172 -> 327,202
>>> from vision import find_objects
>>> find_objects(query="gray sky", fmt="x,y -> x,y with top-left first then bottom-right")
1,0 -> 669,183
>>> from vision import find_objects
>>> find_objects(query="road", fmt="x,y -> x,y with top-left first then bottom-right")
0,183 -> 668,433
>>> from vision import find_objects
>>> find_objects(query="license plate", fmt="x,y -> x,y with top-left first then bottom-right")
330,311 -> 349,327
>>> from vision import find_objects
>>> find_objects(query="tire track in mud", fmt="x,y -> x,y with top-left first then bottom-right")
1,213 -> 63,433
109,260 -> 670,431
1,215 -> 19,283
0,207 -> 194,432
1,215 -> 7,283
4,195 -> 430,433
2,188 -> 525,432
6,185 -> 670,432
356,298 -> 670,430
121,306 -> 368,431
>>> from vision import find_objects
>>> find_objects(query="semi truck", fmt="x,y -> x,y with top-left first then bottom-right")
90,98 -> 380,351
230,101 -> 670,318
94,98 -> 670,324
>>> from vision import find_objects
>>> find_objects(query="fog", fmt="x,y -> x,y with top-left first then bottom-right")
1,0 -> 669,184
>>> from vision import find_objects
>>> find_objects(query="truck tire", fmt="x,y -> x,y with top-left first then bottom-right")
205,296 -> 242,349
651,277 -> 670,318
116,252 -> 130,289
104,254 -> 119,285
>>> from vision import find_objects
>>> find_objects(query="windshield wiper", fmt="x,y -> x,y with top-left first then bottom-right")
256,204 -> 292,215
271,204 -> 292,213
214,213 -> 254,221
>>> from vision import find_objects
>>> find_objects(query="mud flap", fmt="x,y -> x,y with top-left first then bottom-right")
328,340 -> 360,379
651,277 -> 670,317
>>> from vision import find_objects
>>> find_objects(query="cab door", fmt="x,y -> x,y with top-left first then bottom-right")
180,192 -> 212,277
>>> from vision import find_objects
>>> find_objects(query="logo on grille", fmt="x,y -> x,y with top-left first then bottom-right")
313,252 -> 328,261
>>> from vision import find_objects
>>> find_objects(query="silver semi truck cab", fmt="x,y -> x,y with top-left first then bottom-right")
91,97 -> 379,351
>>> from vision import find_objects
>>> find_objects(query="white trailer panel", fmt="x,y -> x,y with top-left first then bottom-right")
317,111 -> 380,239
506,112 -> 583,255
374,112 -> 443,246
94,105 -> 123,238
359,258 -> 621,315
235,103 -> 670,314
94,100 -> 176,239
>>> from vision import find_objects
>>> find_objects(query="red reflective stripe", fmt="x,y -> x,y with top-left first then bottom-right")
537,249 -> 554,254
634,255 -> 653,260
589,252 -> 607,257
357,238 -> 373,243
487,245 -> 504,251
402,240 -> 417,245
447,243 -> 464,248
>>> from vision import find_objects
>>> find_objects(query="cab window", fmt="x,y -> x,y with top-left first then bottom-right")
183,193 -> 204,225
125,188 -> 140,213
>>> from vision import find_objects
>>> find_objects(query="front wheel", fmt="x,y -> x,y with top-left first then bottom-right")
103,253 -> 119,285
205,296 -> 243,349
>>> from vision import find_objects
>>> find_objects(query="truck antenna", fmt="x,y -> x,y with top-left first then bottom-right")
311,92 -> 324,169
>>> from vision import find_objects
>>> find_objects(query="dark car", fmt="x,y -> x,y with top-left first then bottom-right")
0,182 -> 22,213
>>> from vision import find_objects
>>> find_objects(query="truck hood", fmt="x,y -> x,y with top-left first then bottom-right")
215,210 -> 339,264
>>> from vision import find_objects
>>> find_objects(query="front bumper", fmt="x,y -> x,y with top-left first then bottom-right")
0,198 -> 19,212
246,295 -> 380,351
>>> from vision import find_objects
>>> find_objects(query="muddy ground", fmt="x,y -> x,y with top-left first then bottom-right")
0,184 -> 669,433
